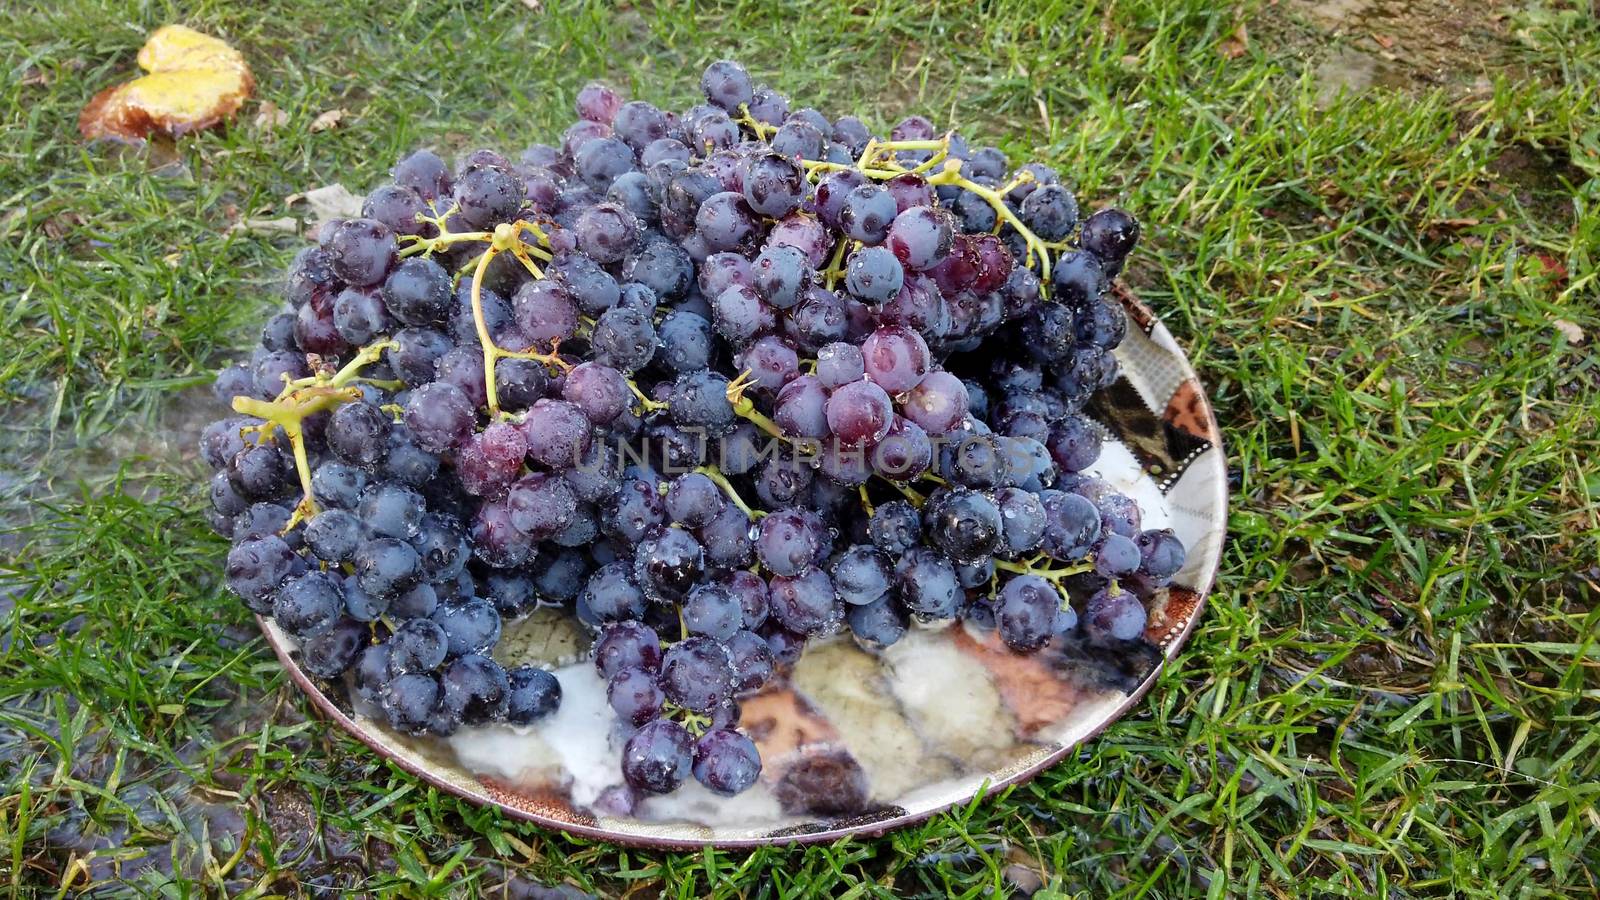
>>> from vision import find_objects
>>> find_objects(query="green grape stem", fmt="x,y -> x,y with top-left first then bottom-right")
725,369 -> 932,510
626,378 -> 668,413
734,104 -> 776,140
231,338 -> 396,526
992,557 -> 1095,582
801,134 -> 1057,282
694,465 -> 766,520
468,223 -> 571,417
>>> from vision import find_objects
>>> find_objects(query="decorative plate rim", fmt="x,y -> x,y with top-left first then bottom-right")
257,285 -> 1228,850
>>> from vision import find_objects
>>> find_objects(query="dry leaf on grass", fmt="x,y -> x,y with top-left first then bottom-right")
1220,23 -> 1249,59
1551,319 -> 1584,344
310,108 -> 348,132
520,0 -> 542,9
79,24 -> 253,143
290,184 -> 365,224
254,101 -> 289,132
227,216 -> 301,236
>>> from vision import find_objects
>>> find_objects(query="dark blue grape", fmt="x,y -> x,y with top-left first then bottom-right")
634,526 -> 705,604
692,729 -> 761,796
867,500 -> 921,555
846,595 -> 907,649
431,600 -> 501,659
300,618 -> 368,679
438,653 -> 510,725
608,666 -> 664,726
594,621 -> 663,679
996,575 -> 1061,652
382,672 -> 441,735
830,545 -> 891,606
768,566 -> 841,635
503,665 -> 562,725
659,636 -> 734,713
622,719 -> 693,794
895,548 -> 960,621
388,617 -> 449,674
355,537 -> 423,597
225,535 -> 297,611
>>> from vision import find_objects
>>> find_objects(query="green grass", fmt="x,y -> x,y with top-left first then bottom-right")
2,0 -> 1598,896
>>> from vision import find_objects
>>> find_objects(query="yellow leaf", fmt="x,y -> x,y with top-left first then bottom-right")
80,24 -> 254,143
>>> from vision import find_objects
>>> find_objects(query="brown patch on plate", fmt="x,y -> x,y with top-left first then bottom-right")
478,778 -> 595,828
1113,283 -> 1157,333
771,746 -> 871,817
949,627 -> 1082,737
1146,586 -> 1201,649
1092,377 -> 1215,492
741,686 -> 840,763
1164,379 -> 1219,446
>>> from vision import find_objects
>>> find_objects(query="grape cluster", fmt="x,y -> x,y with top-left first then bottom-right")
204,60 -> 1186,803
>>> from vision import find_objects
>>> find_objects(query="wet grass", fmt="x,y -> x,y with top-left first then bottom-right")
1,0 -> 1597,896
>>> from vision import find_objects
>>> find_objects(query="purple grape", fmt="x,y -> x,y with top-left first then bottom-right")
404,382 -> 476,453
660,636 -> 734,713
861,325 -> 930,394
608,666 -> 664,726
576,81 -> 623,123
1083,589 -> 1146,642
692,729 -> 762,795
996,575 -> 1061,652
825,379 -> 893,446
768,566 -> 842,635
755,508 -> 825,577
622,719 -> 694,794
323,218 -> 397,286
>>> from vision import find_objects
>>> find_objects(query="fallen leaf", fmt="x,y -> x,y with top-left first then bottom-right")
1372,33 -> 1395,49
228,216 -> 301,236
1533,252 -> 1568,284
292,184 -> 365,224
1424,217 -> 1482,241
42,213 -> 86,241
1220,23 -> 1249,59
1551,319 -> 1584,344
520,0 -> 542,8
254,101 -> 289,132
79,24 -> 253,143
310,108 -> 347,132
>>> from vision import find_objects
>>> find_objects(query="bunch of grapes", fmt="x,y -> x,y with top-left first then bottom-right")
202,60 -> 1187,804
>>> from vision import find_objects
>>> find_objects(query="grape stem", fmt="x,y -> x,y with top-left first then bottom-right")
926,161 -> 1051,279
992,557 -> 1094,582
662,701 -> 711,737
231,339 -> 396,527
726,368 -> 930,509
734,104 -> 776,140
800,137 -> 1056,282
626,378 -> 668,413
694,465 -> 766,520
470,223 -> 571,417
821,237 -> 849,289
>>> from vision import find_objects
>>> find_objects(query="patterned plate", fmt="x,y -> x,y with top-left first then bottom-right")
259,285 -> 1227,849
